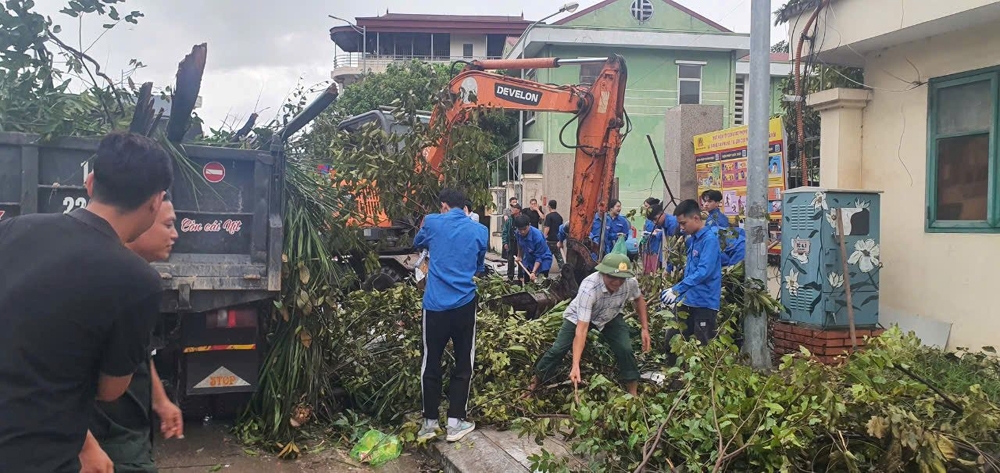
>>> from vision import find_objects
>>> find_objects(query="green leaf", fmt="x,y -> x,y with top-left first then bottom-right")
764,402 -> 785,414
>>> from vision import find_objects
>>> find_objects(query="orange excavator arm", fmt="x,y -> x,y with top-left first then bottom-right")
426,55 -> 629,272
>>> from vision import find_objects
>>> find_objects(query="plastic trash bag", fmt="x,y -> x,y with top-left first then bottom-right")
349,429 -> 401,467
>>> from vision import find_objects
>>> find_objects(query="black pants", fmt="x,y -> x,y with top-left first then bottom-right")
665,305 -> 718,365
546,241 -> 565,266
421,297 -> 477,420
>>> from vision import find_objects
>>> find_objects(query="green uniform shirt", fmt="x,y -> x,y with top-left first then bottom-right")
91,358 -> 155,473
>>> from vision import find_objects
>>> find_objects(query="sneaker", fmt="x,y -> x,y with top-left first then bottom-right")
417,423 -> 439,442
446,420 -> 475,442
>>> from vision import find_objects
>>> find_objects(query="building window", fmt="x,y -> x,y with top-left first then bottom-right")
734,76 -> 746,125
462,43 -> 474,59
677,63 -> 703,105
580,63 -> 602,85
630,0 -> 654,22
927,68 -> 999,232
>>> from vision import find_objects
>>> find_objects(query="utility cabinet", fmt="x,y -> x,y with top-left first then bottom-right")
779,187 -> 882,328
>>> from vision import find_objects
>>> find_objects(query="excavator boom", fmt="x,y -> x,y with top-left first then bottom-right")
427,55 -> 629,275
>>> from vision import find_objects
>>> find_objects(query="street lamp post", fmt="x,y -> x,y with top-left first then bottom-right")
511,2 -> 578,201
329,15 -> 367,79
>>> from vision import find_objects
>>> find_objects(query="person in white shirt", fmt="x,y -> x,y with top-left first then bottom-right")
464,200 -> 480,223
526,253 -> 651,396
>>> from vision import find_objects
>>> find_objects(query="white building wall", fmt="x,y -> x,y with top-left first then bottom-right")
449,34 -> 489,58
855,21 -> 1000,350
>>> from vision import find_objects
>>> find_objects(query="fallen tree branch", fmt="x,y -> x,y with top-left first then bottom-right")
894,365 -> 964,414
634,383 -> 692,473
46,29 -> 125,116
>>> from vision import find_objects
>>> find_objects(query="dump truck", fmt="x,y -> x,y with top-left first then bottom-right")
0,84 -> 339,415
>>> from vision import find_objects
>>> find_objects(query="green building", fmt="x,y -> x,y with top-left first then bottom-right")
503,0 -> 788,221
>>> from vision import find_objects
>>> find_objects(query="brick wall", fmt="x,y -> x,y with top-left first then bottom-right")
773,321 -> 885,365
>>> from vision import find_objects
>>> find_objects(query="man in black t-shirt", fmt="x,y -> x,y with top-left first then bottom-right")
0,132 -> 173,473
524,198 -> 545,228
91,193 -> 182,473
541,199 -> 564,266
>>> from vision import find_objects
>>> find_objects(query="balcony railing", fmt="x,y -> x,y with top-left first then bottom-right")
332,54 -> 502,75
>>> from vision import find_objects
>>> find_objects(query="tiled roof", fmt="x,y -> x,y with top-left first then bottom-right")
355,13 -> 530,24
553,0 -> 732,32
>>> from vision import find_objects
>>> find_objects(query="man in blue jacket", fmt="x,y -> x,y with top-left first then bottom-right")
718,226 -> 746,267
642,201 -> 680,273
589,199 -> 631,259
413,189 -> 488,443
514,215 -> 553,282
660,199 -> 722,350
700,189 -> 730,229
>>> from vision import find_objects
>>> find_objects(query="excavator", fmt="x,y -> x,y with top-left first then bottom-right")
339,55 -> 629,303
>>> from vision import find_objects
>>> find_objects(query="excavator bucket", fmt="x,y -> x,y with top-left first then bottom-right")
491,265 -> 580,319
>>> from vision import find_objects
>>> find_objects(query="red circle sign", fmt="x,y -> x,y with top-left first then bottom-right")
203,162 -> 226,183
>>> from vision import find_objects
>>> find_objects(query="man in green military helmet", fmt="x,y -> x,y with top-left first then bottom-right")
527,249 -> 651,396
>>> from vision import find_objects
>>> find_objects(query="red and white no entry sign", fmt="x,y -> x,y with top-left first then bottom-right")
202,162 -> 226,183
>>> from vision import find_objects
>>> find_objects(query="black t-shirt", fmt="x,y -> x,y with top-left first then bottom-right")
0,209 -> 162,473
524,208 -> 543,228
543,212 -> 564,241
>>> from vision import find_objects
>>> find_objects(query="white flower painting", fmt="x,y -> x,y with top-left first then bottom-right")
811,191 -> 828,212
791,249 -> 809,265
785,269 -> 800,297
848,239 -> 881,273
828,272 -> 844,288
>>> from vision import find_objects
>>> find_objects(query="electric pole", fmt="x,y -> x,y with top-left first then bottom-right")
744,0 -> 772,369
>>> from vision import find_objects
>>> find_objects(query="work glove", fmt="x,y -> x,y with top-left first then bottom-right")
660,288 -> 677,307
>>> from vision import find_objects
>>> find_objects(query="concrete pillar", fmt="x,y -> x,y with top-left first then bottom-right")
663,105 -> 725,202
806,88 -> 872,189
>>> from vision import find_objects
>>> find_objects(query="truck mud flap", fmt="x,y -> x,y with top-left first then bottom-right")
184,348 -> 259,396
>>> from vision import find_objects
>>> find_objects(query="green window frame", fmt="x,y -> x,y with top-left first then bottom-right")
926,66 -> 1000,233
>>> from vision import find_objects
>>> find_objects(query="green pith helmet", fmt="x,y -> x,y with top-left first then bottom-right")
595,253 -> 635,278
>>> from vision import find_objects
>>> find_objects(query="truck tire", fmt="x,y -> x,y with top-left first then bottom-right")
362,263 -> 407,291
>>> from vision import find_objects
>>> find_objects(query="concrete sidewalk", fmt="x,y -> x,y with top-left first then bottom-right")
430,428 -> 578,473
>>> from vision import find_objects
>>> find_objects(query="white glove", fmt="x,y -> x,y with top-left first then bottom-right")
660,288 -> 677,306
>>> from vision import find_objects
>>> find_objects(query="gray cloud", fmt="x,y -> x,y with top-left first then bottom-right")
30,0 -> 787,129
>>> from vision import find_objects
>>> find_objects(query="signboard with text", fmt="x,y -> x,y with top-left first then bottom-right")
694,118 -> 786,255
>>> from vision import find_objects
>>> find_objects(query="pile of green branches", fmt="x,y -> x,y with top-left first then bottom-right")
309,261 -> 778,432
234,85 -> 510,455
265,251 -> 999,472
518,324 -> 1000,473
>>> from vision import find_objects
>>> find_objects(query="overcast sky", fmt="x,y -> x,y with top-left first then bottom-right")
32,0 -> 789,130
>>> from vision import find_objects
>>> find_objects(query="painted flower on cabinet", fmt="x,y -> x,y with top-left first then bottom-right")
848,239 -> 880,273
825,210 -> 838,229
828,272 -> 844,289
784,269 -> 800,297
791,248 -> 809,265
811,191 -> 828,212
